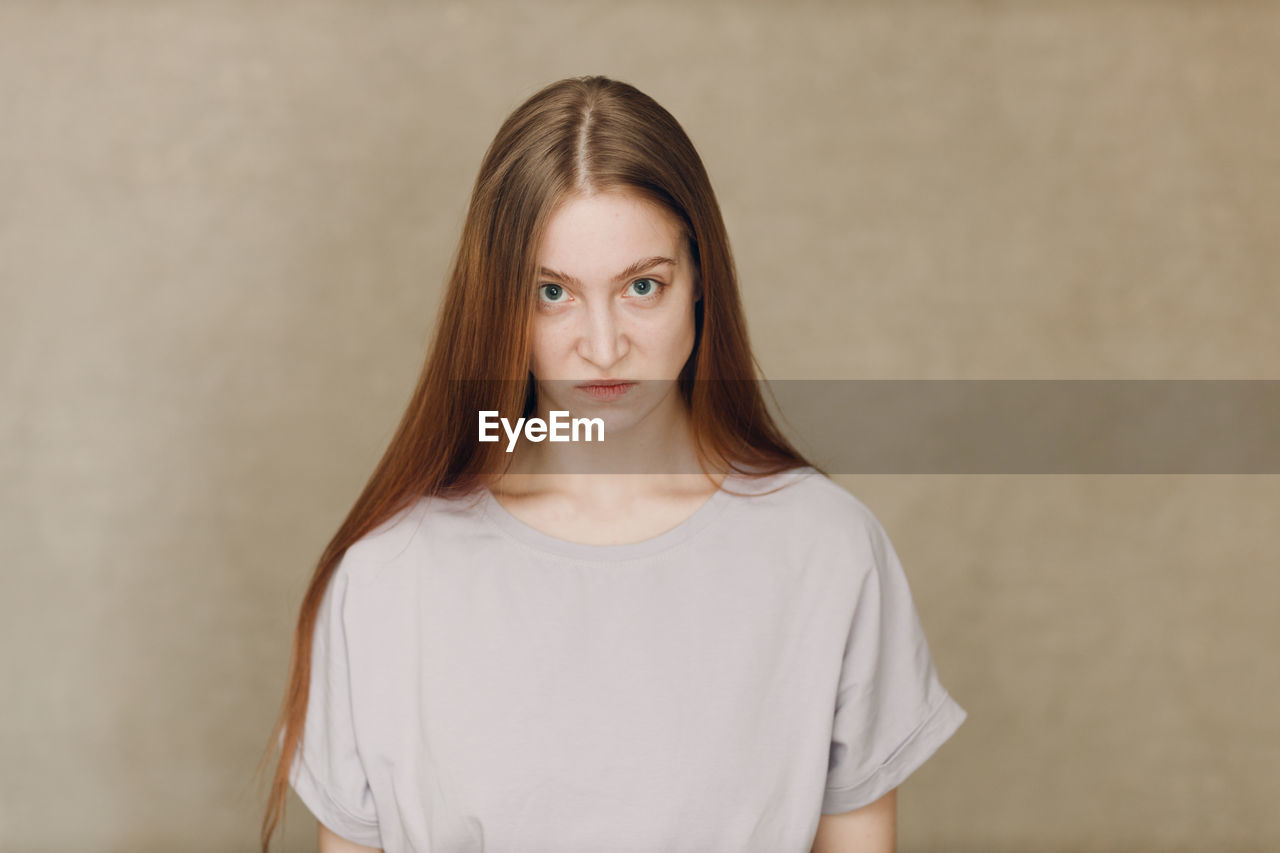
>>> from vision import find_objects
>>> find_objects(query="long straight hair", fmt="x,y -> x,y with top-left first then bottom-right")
256,74 -> 813,851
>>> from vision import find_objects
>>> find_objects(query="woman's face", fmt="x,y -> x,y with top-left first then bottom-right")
528,189 -> 699,433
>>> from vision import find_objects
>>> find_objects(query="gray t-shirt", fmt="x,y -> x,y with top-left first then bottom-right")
288,466 -> 966,852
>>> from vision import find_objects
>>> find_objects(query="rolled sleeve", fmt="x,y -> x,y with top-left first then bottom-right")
287,559 -> 383,847
822,504 -> 967,814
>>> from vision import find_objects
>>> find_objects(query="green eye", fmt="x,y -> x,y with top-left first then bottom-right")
539,283 -> 566,302
628,278 -> 660,297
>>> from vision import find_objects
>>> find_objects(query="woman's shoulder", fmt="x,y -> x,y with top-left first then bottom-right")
338,490 -> 487,584
728,467 -> 899,582
724,465 -> 897,562
731,465 -> 879,524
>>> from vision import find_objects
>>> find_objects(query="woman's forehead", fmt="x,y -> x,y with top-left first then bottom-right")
537,191 -> 686,270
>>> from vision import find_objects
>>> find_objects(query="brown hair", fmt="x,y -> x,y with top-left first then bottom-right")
255,74 -> 813,851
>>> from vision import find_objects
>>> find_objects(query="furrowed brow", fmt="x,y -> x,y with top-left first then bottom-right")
538,256 -> 677,287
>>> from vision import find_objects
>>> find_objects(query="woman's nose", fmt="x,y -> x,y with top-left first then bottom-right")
578,303 -> 626,369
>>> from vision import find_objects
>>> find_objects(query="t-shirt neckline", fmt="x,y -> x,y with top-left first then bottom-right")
479,474 -> 738,561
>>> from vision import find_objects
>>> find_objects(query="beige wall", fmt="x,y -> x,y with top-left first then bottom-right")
2,1 -> 1276,851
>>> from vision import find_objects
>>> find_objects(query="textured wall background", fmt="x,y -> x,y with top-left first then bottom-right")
1,1 -> 1277,851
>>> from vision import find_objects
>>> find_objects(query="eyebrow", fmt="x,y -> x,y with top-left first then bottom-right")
538,256 -> 677,287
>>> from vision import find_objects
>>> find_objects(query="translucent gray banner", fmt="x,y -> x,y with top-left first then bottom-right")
462,380 -> 1280,474
764,380 -> 1280,474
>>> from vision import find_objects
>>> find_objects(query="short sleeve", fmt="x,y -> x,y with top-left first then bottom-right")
822,506 -> 967,814
287,559 -> 384,847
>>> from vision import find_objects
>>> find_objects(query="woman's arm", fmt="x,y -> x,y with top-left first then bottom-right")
318,822 -> 383,853
811,787 -> 897,853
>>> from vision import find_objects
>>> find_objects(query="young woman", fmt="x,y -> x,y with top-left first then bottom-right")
258,75 -> 966,853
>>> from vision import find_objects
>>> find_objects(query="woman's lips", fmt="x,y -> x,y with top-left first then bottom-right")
575,381 -> 636,402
